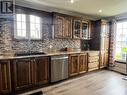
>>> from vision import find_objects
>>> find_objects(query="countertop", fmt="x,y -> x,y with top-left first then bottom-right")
0,51 -> 100,60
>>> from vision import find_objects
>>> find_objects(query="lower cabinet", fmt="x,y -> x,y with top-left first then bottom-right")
100,51 -> 109,68
79,54 -> 88,74
13,58 -> 33,91
12,57 -> 49,91
34,57 -> 49,85
69,54 -> 79,76
88,52 -> 100,71
69,53 -> 88,77
0,60 -> 11,94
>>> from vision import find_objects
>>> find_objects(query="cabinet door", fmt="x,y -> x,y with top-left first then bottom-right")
34,57 -> 49,85
13,59 -> 32,91
63,17 -> 72,38
73,19 -> 81,39
54,15 -> 64,38
81,21 -> 88,39
69,55 -> 79,76
0,61 -> 11,94
79,54 -> 88,73
100,52 -> 105,68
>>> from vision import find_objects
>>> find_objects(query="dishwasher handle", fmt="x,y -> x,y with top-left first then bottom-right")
51,56 -> 68,60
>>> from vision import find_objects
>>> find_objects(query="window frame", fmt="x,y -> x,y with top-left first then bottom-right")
14,14 -> 42,40
115,20 -> 127,62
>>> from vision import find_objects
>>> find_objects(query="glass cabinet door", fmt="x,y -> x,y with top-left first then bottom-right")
82,21 -> 88,39
73,20 -> 81,39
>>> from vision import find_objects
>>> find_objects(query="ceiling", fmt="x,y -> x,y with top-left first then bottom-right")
16,0 -> 127,17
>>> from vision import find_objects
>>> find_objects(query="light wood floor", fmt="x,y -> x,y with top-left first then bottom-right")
20,70 -> 127,95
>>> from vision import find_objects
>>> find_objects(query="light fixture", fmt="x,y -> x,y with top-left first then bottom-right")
98,9 -> 102,13
70,0 -> 74,3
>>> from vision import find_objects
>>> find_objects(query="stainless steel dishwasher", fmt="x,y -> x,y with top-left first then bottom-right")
51,55 -> 69,82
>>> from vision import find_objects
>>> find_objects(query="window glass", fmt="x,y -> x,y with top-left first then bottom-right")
30,15 -> 41,39
16,14 -> 26,38
15,14 -> 42,39
115,21 -> 127,61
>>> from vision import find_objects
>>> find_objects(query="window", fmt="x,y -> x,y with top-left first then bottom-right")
15,14 -> 42,39
16,14 -> 26,38
30,15 -> 41,39
115,21 -> 127,62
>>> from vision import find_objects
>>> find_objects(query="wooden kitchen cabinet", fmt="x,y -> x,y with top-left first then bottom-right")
69,54 -> 79,76
69,53 -> 88,76
12,57 -> 50,91
73,19 -> 82,39
79,53 -> 88,73
34,57 -> 49,85
13,58 -> 33,91
53,13 -> 72,38
81,20 -> 89,39
54,14 -> 64,38
90,19 -> 109,68
0,60 -> 11,94
88,52 -> 100,71
73,19 -> 89,39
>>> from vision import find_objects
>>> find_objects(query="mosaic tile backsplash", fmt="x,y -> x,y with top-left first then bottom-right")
0,18 -> 80,54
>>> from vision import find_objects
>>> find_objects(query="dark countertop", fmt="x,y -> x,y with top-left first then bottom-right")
0,51 -> 100,60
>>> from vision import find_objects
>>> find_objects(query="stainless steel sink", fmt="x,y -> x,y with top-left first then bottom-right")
15,52 -> 46,56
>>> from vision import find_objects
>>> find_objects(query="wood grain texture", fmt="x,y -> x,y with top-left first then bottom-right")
20,70 -> 127,95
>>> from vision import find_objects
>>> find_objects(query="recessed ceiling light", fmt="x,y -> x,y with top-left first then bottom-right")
98,9 -> 102,13
70,0 -> 74,3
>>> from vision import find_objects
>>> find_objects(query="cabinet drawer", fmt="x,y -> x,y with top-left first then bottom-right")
88,52 -> 99,57
88,62 -> 99,69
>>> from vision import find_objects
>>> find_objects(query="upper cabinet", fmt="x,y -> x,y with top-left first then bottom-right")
53,13 -> 72,39
53,12 -> 90,39
73,19 -> 81,39
81,20 -> 89,39
73,19 -> 89,39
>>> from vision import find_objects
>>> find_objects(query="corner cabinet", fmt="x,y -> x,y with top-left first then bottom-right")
53,13 -> 72,39
0,60 -> 11,94
69,53 -> 88,77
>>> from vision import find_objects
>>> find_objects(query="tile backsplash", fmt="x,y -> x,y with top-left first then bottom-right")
0,18 -> 80,54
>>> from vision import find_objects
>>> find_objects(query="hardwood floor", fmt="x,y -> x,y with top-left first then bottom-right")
19,70 -> 127,95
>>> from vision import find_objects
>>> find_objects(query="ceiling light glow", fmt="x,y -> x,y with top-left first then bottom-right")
70,0 -> 74,3
99,9 -> 102,13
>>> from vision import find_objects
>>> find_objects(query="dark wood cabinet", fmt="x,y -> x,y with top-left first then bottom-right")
69,54 -> 79,76
34,57 -> 49,85
13,58 -> 33,91
69,53 -> 88,76
12,57 -> 50,91
79,53 -> 88,73
54,14 -> 64,38
0,60 -> 11,94
53,13 -> 72,38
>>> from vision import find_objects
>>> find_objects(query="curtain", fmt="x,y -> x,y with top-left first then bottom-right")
109,19 -> 117,64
